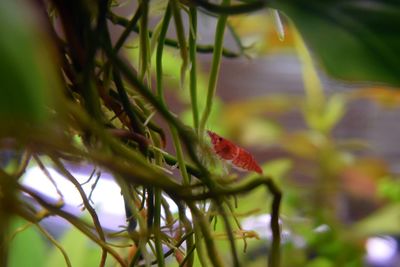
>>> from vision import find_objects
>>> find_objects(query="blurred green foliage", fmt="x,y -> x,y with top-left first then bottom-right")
0,1 -> 62,131
2,0 -> 400,267
271,0 -> 400,86
45,224 -> 103,267
8,218 -> 46,267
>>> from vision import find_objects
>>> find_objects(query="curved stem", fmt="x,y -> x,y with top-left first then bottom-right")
170,0 -> 189,89
20,185 -> 127,267
107,12 -> 240,58
51,157 -> 108,267
156,3 -> 172,106
199,0 -> 230,133
216,203 -> 240,267
190,0 -> 266,15
189,7 -> 199,131
35,224 -> 72,267
138,0 -> 150,81
114,4 -> 142,53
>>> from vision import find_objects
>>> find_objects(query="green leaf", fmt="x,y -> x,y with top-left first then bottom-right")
8,218 -> 46,267
305,257 -> 334,267
45,226 -> 102,267
0,1 -> 62,132
321,94 -> 346,132
352,203 -> 400,236
273,0 -> 400,86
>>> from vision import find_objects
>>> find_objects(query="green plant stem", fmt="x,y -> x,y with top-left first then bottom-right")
113,70 -> 146,136
138,0 -> 150,80
12,150 -> 31,179
216,203 -> 240,267
121,184 -> 151,267
188,203 -> 224,267
109,128 -> 201,178
189,7 -> 199,131
155,9 -> 194,265
170,0 -> 189,89
178,202 -> 195,267
193,222 -> 208,266
114,3 -> 142,53
180,176 -> 282,267
199,0 -> 230,134
0,170 -> 16,267
171,127 -> 191,185
152,134 -> 166,267
151,147 -> 201,178
156,3 -> 172,106
107,12 -> 239,58
67,103 -> 181,190
51,157 -> 108,267
137,231 -> 194,266
153,188 -> 165,267
108,89 -> 166,143
179,245 -> 196,267
35,224 -> 72,267
155,2 -> 190,186
227,22 -> 248,57
20,185 -> 127,267
106,39 -> 217,189
190,0 -> 266,15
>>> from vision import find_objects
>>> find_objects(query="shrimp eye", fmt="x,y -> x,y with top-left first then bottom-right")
218,137 -> 222,141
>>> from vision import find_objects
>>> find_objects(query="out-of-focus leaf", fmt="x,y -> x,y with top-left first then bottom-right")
0,1 -> 62,133
280,132 -> 319,160
236,159 -> 292,215
305,257 -> 334,267
224,95 -> 298,121
181,98 -> 225,133
239,118 -> 282,147
262,158 -> 292,179
8,218 -> 46,267
321,94 -> 346,132
45,226 -> 102,267
272,0 -> 400,86
352,203 -> 400,236
377,176 -> 400,202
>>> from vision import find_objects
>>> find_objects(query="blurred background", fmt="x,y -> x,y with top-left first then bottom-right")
3,1 -> 400,267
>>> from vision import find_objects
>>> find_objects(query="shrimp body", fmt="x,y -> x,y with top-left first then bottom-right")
207,130 -> 263,174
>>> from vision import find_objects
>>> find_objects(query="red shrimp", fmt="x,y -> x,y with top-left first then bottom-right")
207,130 -> 263,174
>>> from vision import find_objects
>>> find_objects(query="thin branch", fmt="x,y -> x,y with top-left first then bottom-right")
189,0 -> 267,15
189,7 -> 199,131
20,185 -> 127,267
138,0 -> 150,80
32,154 -> 64,202
51,157 -> 108,267
107,12 -> 240,58
179,176 -> 282,267
156,3 -> 172,107
114,3 -> 142,53
216,203 -> 240,267
199,0 -> 230,133
188,203 -> 225,267
13,150 -> 31,179
35,223 -> 72,267
170,0 -> 189,89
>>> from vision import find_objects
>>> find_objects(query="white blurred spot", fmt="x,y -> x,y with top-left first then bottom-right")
366,236 -> 397,265
314,224 -> 330,233
22,166 -> 125,230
